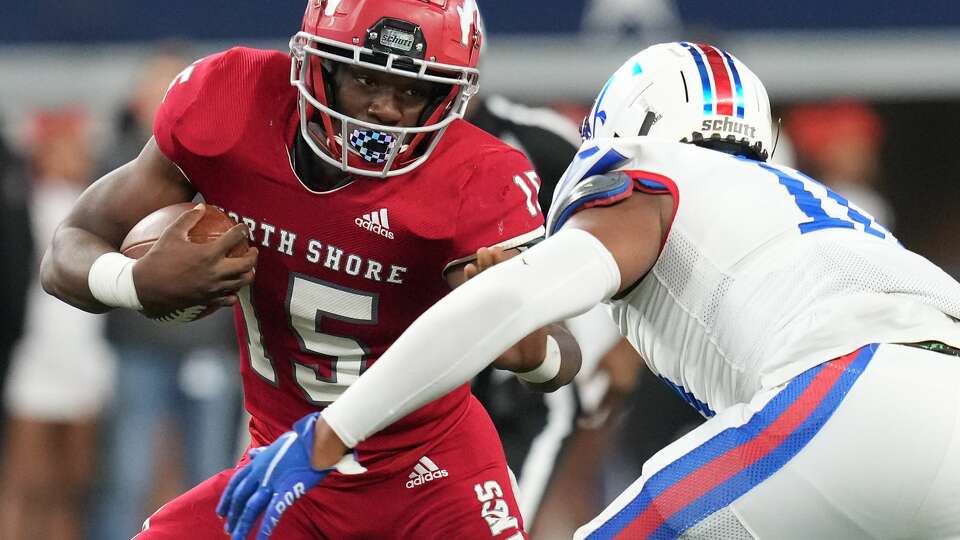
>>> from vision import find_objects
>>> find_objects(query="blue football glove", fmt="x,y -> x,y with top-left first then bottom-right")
216,412 -> 366,540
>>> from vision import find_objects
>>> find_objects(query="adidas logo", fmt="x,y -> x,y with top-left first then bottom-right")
405,456 -> 448,489
355,208 -> 395,240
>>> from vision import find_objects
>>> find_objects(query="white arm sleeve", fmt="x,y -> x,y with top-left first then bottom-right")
321,228 -> 622,448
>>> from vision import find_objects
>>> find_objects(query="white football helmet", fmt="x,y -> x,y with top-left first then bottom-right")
581,42 -> 773,161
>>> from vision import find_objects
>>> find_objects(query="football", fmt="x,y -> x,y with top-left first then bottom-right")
120,202 -> 247,322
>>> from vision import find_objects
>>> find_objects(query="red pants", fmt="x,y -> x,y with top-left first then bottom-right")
136,398 -> 526,539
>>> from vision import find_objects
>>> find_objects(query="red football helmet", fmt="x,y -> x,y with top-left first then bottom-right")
290,0 -> 483,178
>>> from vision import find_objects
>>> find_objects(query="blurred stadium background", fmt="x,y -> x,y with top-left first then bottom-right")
1,1 -> 959,539
3,1 -> 960,260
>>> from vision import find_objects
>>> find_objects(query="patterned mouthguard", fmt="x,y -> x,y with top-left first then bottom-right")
349,129 -> 399,164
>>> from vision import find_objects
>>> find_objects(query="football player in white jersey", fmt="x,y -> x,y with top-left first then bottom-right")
226,42 -> 960,539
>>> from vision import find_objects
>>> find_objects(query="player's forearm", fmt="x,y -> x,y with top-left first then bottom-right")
511,304 -> 622,393
40,225 -> 119,313
517,323 -> 582,393
319,229 -> 621,451
311,417 -> 350,470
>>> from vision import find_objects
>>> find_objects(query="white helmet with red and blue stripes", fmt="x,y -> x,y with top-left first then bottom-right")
581,42 -> 773,161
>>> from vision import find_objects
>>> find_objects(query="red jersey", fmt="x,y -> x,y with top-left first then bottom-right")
154,48 -> 544,465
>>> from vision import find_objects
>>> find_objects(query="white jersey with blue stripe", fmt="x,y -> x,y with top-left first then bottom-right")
548,137 -> 960,416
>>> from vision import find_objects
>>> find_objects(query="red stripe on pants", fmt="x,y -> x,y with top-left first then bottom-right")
617,352 -> 859,539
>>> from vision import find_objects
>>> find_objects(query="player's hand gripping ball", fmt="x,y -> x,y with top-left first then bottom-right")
216,413 -> 366,540
120,202 -> 253,322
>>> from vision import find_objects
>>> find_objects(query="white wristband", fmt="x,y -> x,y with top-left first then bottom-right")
516,334 -> 562,383
88,252 -> 143,310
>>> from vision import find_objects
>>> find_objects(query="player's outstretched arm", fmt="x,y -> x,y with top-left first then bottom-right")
460,246 -> 583,392
39,138 -> 256,315
315,192 -> 669,465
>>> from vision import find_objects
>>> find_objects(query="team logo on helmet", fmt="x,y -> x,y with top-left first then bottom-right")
323,0 -> 344,16
457,0 -> 480,45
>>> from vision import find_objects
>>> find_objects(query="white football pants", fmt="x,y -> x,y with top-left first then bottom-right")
575,343 -> 960,539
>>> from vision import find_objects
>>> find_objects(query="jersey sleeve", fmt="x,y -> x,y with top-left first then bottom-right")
443,148 -> 546,273
153,49 -> 244,168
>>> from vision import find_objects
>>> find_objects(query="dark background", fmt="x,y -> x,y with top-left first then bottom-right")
4,1 -> 960,42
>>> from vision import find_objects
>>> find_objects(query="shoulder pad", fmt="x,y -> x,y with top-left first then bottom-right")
546,171 -> 633,235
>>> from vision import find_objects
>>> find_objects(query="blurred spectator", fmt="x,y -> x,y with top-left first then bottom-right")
0,118 -> 32,445
785,99 -> 894,228
93,46 -> 242,540
0,108 -> 115,540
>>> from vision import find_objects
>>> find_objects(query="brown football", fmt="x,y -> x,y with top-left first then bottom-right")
120,202 -> 247,322
121,202 -> 245,258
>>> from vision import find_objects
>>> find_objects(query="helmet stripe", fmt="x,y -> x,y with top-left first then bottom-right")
697,43 -> 735,117
721,50 -> 746,119
681,42 -> 714,115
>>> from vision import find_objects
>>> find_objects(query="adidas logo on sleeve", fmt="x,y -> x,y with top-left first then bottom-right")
355,208 -> 395,240
405,456 -> 448,489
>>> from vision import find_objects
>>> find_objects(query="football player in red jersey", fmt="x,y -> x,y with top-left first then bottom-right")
39,1 -> 581,539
